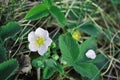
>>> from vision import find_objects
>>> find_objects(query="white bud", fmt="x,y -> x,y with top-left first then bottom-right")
85,49 -> 96,59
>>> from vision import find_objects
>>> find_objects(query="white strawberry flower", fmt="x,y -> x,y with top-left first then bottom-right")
28,27 -> 52,55
85,49 -> 96,59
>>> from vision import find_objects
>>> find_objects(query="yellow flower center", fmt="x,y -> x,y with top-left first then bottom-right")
72,31 -> 81,40
73,34 -> 79,39
36,37 -> 44,47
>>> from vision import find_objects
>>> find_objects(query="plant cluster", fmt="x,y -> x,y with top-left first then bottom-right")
0,0 -> 120,80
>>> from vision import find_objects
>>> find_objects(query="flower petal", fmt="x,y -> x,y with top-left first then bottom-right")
85,49 -> 96,59
45,37 -> 52,47
28,31 -> 36,42
38,45 -> 47,55
29,43 -> 38,52
35,27 -> 48,38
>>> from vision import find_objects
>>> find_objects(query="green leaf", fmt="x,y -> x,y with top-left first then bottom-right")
45,59 -> 56,68
0,45 -> 7,63
25,4 -> 49,20
45,59 -> 64,74
32,57 -> 45,68
59,33 -> 80,65
42,0 -> 53,6
111,0 -> 120,4
50,6 -> 66,27
0,59 -> 19,80
43,67 -> 55,79
79,22 -> 102,37
55,63 -> 64,75
74,62 -> 100,80
82,77 -> 90,80
0,22 -> 22,40
52,54 -> 59,60
79,37 -> 97,61
93,54 -> 109,69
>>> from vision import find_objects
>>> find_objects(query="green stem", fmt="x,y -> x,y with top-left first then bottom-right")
37,68 -> 41,80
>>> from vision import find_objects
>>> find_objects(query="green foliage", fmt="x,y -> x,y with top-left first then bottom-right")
74,62 -> 100,80
25,2 -> 66,28
25,4 -> 50,20
50,6 -> 66,27
0,22 -> 20,80
43,67 -> 55,79
42,0 -> 53,6
0,45 -> 7,63
32,57 -> 64,79
59,33 -> 100,79
0,59 -> 19,80
46,59 -> 64,74
79,37 -> 97,61
0,22 -> 22,40
79,22 -> 102,37
93,54 -> 109,69
45,59 -> 56,67
43,63 -> 64,79
0,0 -> 118,80
52,54 -> 59,60
111,0 -> 120,4
32,57 -> 45,68
55,63 -> 64,75
59,33 -> 80,65
43,59 -> 64,79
